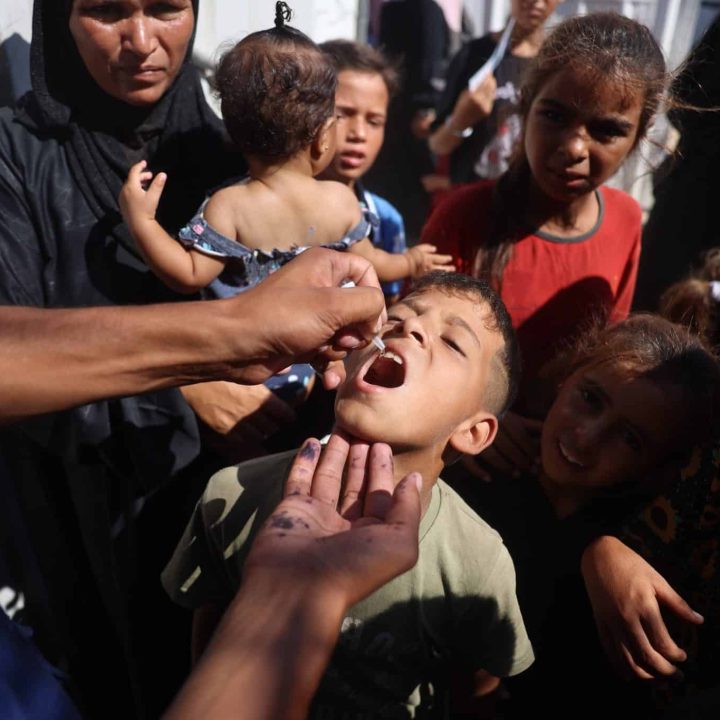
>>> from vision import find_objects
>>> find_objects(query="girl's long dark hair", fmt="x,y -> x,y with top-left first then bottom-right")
475,13 -> 667,288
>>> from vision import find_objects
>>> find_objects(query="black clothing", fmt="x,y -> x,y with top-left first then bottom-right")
364,0 -> 450,241
0,1 -> 238,716
432,34 -> 529,184
634,13 -> 720,309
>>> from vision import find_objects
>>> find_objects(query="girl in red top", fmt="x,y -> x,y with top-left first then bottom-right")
421,13 -> 667,476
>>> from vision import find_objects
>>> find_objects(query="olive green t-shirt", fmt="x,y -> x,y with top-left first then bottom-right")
162,450 -> 534,719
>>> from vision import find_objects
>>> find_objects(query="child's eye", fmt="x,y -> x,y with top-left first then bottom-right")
622,428 -> 642,452
443,337 -> 465,356
368,118 -> 386,128
578,385 -> 601,410
539,109 -> 564,124
590,121 -> 627,142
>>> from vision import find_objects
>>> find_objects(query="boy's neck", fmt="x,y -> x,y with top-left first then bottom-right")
393,446 -> 444,516
526,179 -> 600,238
318,167 -> 355,190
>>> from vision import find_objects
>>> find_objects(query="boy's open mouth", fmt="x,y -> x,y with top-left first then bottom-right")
363,350 -> 405,388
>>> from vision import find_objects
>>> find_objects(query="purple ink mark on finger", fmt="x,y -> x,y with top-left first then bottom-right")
299,442 -> 319,460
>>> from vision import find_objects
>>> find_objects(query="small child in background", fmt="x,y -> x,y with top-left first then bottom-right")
319,40 -> 453,300
659,247 -> 720,348
120,3 -> 448,301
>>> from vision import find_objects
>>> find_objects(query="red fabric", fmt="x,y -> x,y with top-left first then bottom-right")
422,180 -> 641,403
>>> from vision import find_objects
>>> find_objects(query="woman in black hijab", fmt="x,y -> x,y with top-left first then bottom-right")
0,1 -> 239,717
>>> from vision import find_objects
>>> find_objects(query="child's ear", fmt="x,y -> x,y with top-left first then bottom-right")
311,116 -> 337,162
448,412 -> 498,457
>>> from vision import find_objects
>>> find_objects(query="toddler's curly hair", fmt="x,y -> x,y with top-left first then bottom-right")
214,3 -> 336,159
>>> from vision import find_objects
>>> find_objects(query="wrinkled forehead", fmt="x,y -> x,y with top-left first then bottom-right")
396,289 -> 502,349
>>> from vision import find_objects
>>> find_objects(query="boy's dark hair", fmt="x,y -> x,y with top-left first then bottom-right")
410,271 -> 521,416
320,39 -> 400,99
477,12 -> 668,287
214,3 -> 336,159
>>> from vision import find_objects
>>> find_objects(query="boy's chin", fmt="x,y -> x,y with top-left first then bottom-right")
334,401 -> 399,445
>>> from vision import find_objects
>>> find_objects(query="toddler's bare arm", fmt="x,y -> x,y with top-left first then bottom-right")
119,161 -> 225,293
351,238 -> 456,282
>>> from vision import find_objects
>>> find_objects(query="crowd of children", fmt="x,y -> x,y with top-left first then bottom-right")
3,1 -> 720,718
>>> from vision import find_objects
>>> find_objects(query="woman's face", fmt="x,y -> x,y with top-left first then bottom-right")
69,0 -> 194,106
541,364 -> 684,492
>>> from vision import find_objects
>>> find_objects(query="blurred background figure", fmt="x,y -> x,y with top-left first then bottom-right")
363,0 -> 462,242
635,9 -> 720,310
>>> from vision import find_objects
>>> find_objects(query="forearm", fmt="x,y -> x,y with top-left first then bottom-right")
164,576 -> 346,720
0,300 -> 254,422
130,218 -> 210,294
428,118 -> 466,156
351,242 -> 411,282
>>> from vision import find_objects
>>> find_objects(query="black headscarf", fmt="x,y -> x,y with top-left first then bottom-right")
15,0 -> 237,256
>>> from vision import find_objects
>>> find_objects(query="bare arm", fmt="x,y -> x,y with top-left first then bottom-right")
119,161 -> 225,293
428,75 -> 497,157
0,248 -> 385,423
350,238 -> 455,282
164,434 -> 422,720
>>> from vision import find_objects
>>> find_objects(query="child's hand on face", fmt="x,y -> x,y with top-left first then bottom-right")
406,244 -> 456,278
119,160 -> 167,230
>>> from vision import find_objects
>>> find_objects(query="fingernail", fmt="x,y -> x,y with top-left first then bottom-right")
693,611 -> 704,622
336,335 -> 361,349
410,472 -> 423,492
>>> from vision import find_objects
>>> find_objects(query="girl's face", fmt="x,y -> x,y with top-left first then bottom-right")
523,67 -> 644,203
69,0 -> 194,106
541,363 -> 684,492
511,0 -> 562,33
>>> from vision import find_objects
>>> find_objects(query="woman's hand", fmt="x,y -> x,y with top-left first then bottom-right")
581,535 -> 704,680
244,432 -> 422,608
180,381 -> 295,457
119,159 -> 166,233
464,411 -> 542,481
406,244 -> 456,277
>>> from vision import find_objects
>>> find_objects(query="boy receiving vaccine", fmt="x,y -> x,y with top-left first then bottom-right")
162,272 -> 533,718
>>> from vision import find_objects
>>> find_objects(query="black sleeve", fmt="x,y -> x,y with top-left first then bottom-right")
0,141 -> 46,306
432,36 -> 496,129
379,0 -> 450,111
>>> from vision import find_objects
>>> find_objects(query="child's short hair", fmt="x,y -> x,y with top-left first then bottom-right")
660,248 -> 720,348
320,39 -> 400,99
553,314 -> 720,449
214,3 -> 336,159
409,271 -> 520,416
